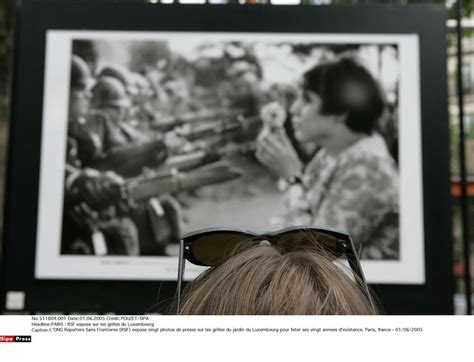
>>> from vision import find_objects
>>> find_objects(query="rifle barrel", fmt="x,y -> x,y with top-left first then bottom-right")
126,162 -> 242,202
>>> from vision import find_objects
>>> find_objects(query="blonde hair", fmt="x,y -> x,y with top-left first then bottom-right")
177,244 -> 376,315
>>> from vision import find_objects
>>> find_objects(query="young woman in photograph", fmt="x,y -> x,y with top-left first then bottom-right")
256,58 -> 399,260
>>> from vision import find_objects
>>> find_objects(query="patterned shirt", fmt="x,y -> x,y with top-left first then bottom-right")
281,133 -> 399,260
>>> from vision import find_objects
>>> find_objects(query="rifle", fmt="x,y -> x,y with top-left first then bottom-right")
69,161 -> 242,213
175,114 -> 262,142
125,161 -> 242,203
152,108 -> 247,133
155,150 -> 221,173
66,161 -> 242,256
88,138 -> 168,178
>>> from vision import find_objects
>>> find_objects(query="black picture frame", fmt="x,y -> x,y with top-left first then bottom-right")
0,1 -> 453,314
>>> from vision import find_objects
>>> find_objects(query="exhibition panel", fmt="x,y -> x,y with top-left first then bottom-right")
0,2 -> 453,314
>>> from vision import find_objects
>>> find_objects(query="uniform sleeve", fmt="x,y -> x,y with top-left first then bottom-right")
69,115 -> 105,165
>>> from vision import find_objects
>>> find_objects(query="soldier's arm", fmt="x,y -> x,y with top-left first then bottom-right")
70,119 -> 104,165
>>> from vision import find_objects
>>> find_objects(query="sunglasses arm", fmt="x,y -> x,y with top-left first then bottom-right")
176,238 -> 186,314
348,256 -> 373,300
346,237 -> 375,312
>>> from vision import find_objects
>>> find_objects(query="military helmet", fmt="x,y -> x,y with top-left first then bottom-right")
70,55 -> 91,90
91,76 -> 131,108
98,65 -> 139,96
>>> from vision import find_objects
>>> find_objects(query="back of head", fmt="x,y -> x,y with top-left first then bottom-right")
177,244 -> 375,315
303,57 -> 385,134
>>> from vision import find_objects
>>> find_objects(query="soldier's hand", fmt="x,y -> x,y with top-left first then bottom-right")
164,130 -> 194,154
76,168 -> 124,210
69,201 -> 98,227
69,120 -> 102,160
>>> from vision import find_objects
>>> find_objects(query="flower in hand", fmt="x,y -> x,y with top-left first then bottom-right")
256,129 -> 303,179
260,101 -> 287,131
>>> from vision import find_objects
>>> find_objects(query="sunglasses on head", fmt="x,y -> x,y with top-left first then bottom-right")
176,226 -> 373,313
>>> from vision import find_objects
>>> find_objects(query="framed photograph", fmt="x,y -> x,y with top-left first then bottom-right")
1,2 -> 452,314
37,30 -> 421,284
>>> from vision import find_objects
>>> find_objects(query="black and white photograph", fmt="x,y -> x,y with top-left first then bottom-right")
34,31 -> 423,283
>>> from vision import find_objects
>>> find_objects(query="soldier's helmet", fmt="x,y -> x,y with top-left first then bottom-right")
91,76 -> 132,108
70,55 -> 91,90
98,65 -> 139,96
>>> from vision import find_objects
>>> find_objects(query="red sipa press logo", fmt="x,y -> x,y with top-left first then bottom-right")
0,335 -> 31,343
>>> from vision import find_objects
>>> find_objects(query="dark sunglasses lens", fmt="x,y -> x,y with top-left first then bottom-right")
276,230 -> 343,259
191,233 -> 252,267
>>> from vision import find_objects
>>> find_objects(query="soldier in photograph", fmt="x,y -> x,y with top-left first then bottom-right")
62,55 -> 139,256
86,74 -> 181,256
